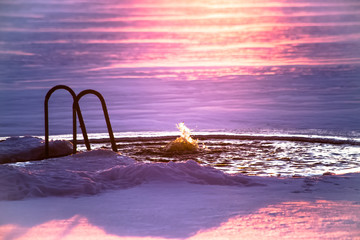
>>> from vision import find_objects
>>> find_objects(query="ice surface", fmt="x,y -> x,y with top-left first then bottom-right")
0,136 -> 72,164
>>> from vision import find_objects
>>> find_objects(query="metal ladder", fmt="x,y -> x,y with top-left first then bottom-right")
44,85 -> 117,158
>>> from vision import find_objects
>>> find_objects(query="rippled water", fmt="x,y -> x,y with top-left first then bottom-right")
1,0 -> 360,136
71,132 -> 360,177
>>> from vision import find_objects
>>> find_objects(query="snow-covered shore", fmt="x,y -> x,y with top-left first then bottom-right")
1,179 -> 359,240
1,172 -> 360,239
0,137 -> 359,239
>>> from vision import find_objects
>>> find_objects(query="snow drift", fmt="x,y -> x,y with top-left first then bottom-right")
0,136 -> 72,164
0,149 -> 262,201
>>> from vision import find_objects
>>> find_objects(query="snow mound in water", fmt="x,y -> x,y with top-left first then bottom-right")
0,136 -> 72,164
0,149 -> 262,200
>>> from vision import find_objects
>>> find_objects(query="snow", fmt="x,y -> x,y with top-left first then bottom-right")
0,148 -> 360,239
0,136 -> 72,164
0,149 -> 260,201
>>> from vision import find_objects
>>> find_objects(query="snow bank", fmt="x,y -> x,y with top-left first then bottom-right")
0,149 -> 262,201
1,144 -> 360,239
0,136 -> 72,164
1,174 -> 359,239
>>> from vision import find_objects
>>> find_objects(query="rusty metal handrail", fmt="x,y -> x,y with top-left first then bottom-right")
73,89 -> 118,153
44,85 -> 90,158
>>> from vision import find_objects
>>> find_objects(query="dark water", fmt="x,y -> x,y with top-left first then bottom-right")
1,0 -> 360,137
67,132 -> 359,177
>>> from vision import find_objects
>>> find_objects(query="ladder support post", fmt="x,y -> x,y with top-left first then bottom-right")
44,101 -> 49,158
75,90 -> 118,153
72,107 -> 77,154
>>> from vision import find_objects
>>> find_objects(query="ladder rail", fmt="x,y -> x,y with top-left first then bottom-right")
44,85 -> 91,158
73,89 -> 118,153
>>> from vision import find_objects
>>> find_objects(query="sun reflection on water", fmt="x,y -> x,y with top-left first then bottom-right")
1,0 -> 360,141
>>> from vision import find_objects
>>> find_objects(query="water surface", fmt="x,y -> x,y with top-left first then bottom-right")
1,0 -> 360,137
